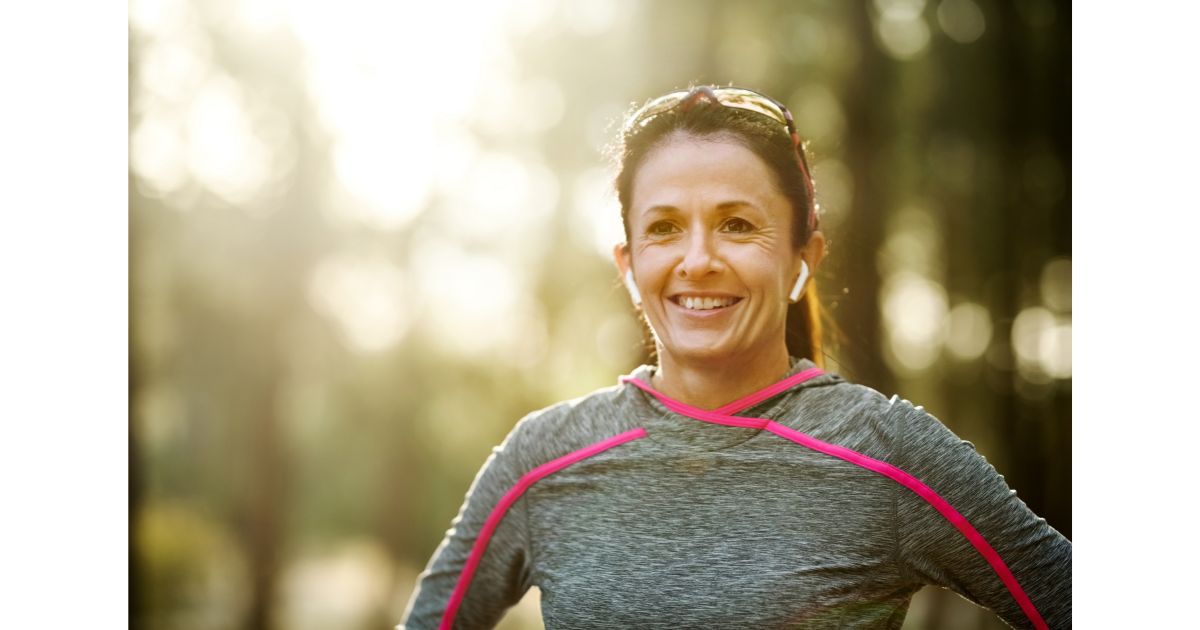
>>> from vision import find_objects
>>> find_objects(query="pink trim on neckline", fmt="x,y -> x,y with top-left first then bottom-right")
440,427 -> 647,630
622,375 -> 1050,630
619,366 -> 825,424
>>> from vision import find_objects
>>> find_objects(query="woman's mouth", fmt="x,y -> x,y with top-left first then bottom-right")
669,295 -> 743,311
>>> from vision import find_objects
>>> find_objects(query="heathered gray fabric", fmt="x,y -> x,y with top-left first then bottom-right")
399,358 -> 1071,629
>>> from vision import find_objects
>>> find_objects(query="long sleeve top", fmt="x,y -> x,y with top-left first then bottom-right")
399,358 -> 1072,629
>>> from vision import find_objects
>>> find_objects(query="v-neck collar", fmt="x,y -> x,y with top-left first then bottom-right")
617,357 -> 836,452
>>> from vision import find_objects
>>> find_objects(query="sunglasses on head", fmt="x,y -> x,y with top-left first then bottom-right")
626,85 -> 819,232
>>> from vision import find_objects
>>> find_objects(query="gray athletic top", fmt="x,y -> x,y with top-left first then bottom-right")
399,358 -> 1071,629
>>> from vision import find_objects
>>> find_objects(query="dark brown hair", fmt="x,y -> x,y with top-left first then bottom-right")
611,89 -> 827,367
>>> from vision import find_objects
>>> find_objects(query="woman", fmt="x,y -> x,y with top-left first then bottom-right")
400,86 -> 1071,629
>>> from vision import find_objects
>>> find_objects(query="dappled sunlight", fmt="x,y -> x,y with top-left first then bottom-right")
571,166 -> 625,259
441,151 -> 559,248
134,502 -> 251,629
882,270 -> 949,373
410,238 -> 529,358
877,205 -> 944,278
291,0 -> 514,230
307,253 -> 413,353
1040,257 -> 1072,312
810,158 -> 852,233
936,0 -> 986,44
873,0 -> 932,61
788,83 -> 846,150
275,540 -> 396,630
945,301 -> 993,361
185,75 -> 276,205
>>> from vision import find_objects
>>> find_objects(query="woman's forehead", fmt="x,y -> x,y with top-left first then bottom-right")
629,134 -> 785,216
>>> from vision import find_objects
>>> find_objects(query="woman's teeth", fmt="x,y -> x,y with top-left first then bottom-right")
680,296 -> 737,310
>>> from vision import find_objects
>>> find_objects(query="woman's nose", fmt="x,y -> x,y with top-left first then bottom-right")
678,231 -> 720,279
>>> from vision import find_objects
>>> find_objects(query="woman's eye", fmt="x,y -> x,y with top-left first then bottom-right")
647,221 -> 678,235
722,218 -> 754,233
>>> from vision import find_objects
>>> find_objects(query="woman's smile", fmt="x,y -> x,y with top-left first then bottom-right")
668,293 -> 743,313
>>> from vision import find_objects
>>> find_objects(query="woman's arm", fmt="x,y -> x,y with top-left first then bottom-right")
891,398 -> 1071,630
399,422 -> 535,630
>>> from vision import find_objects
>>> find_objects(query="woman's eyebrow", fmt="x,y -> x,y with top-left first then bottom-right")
642,200 -> 762,216
715,200 -> 761,213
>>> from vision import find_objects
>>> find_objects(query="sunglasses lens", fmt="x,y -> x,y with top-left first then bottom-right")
628,88 -> 791,135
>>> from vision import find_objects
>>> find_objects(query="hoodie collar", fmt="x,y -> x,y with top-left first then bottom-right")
618,357 -> 840,451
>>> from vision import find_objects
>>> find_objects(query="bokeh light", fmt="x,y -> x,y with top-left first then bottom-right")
882,270 -> 950,373
945,301 -> 993,361
936,0 -> 986,44
307,253 -> 412,353
1041,257 -> 1072,313
874,0 -> 932,61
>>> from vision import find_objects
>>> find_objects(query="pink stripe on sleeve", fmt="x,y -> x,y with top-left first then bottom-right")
765,422 -> 1049,630
440,427 -> 647,630
622,374 -> 1049,630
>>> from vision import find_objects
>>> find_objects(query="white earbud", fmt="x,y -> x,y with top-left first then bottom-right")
623,269 -> 642,306
788,261 -> 810,303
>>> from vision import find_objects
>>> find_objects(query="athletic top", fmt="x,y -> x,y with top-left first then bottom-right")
399,357 -> 1072,629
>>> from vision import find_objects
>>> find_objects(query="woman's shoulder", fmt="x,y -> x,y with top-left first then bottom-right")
772,372 -> 942,459
786,375 -> 902,423
500,381 -> 640,464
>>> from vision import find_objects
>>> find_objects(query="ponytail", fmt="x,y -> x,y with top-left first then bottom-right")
786,277 -> 824,368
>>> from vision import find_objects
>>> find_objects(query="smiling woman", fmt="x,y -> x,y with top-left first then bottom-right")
398,86 -> 1072,630
614,131 -> 825,409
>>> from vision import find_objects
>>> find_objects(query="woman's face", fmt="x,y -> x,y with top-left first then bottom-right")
615,133 -> 811,368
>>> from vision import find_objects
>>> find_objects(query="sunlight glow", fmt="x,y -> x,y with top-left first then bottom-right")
1012,306 -> 1053,366
561,0 -> 625,36
308,254 -> 412,353
137,35 -> 212,108
131,110 -> 189,198
276,540 -> 394,630
1012,306 -> 1070,381
129,0 -> 192,35
1040,321 -> 1072,380
944,301 -> 992,361
442,152 -> 558,247
411,239 -> 530,358
811,158 -> 852,233
777,14 -> 830,64
185,75 -> 274,205
882,271 -> 949,373
874,0 -> 931,60
1040,257 -> 1072,312
937,0 -> 986,44
572,166 -> 626,258
472,75 -> 567,139
289,0 -> 513,229
877,206 -> 943,277
788,84 -> 846,148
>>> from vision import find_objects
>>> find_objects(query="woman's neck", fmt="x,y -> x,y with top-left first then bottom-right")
651,345 -> 794,410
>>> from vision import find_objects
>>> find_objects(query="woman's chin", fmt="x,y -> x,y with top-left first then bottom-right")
658,337 -> 741,365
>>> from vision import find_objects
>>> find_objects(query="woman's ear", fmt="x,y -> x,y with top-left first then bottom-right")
803,229 -> 827,274
612,242 -> 631,277
612,243 -> 641,306
789,261 -> 810,303
789,230 -> 826,302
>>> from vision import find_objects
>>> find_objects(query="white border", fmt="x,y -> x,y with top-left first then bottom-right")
0,1 -> 127,625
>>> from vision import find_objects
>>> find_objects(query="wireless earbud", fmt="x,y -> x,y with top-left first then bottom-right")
788,261 -> 810,303
624,269 -> 642,306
